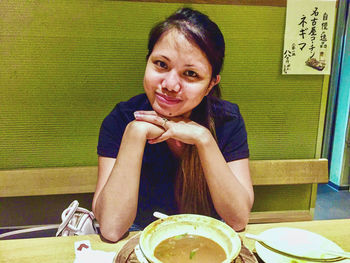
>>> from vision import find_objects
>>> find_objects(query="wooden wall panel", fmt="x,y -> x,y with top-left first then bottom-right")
117,0 -> 287,7
0,159 -> 328,197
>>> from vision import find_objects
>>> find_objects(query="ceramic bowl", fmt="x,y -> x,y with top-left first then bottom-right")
138,214 -> 241,263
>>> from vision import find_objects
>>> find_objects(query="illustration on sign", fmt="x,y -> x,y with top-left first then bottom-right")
282,0 -> 336,75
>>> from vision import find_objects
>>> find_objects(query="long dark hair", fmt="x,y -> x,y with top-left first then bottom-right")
147,8 -> 225,217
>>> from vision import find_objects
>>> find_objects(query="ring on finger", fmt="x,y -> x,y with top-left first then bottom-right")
162,117 -> 168,128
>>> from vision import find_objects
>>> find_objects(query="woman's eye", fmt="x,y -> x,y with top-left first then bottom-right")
155,60 -> 167,69
184,70 -> 198,78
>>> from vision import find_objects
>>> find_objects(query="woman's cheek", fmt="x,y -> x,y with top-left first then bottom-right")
144,72 -> 160,91
185,83 -> 208,100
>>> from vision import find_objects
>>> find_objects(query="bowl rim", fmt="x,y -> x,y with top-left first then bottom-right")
139,213 -> 241,263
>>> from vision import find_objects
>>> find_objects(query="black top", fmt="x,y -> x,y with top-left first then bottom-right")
97,93 -> 249,227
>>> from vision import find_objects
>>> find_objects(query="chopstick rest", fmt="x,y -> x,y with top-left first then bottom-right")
74,240 -> 116,263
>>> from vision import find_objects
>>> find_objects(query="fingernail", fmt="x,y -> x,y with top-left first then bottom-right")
134,112 -> 141,119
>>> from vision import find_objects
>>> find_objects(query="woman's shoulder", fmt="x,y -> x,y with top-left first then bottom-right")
109,93 -> 151,119
97,94 -> 151,157
116,93 -> 150,111
211,97 -> 242,121
211,98 -> 249,161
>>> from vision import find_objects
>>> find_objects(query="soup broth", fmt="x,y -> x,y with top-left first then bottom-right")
154,233 -> 227,263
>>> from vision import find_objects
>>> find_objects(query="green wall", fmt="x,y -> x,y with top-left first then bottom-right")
0,1 -> 325,225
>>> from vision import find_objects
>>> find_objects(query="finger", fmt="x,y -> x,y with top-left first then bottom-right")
134,111 -> 184,122
134,113 -> 169,129
148,131 -> 171,144
134,110 -> 158,116
134,112 -> 160,123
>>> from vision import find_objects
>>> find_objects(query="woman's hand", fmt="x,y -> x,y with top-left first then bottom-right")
134,111 -> 211,145
128,118 -> 165,141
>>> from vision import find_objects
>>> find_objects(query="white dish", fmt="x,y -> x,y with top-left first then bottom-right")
255,227 -> 349,263
134,244 -> 149,263
139,214 -> 241,263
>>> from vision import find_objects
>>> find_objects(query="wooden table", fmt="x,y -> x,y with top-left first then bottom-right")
1,219 -> 349,263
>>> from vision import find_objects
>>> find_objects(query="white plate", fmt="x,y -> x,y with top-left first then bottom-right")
255,227 -> 350,263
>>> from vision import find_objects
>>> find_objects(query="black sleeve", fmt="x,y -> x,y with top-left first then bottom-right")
215,103 -> 249,162
97,104 -> 128,158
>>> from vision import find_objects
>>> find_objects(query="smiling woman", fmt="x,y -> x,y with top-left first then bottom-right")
143,29 -> 218,118
92,7 -> 254,242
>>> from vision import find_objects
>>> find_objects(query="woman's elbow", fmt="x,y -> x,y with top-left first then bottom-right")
234,191 -> 254,231
99,224 -> 127,242
232,215 -> 249,232
227,206 -> 251,232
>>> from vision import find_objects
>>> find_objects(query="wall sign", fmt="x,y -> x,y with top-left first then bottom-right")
282,0 -> 337,75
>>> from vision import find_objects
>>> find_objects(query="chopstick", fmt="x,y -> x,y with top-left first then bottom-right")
245,233 -> 346,262
153,212 -> 169,219
324,250 -> 350,259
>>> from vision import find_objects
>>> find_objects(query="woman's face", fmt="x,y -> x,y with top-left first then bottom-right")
143,29 -> 220,118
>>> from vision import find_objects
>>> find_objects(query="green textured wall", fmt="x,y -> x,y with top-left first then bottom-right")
0,1 -> 325,225
1,1 -> 323,169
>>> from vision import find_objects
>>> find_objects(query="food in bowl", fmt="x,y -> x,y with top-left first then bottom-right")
139,214 -> 241,263
154,233 -> 226,263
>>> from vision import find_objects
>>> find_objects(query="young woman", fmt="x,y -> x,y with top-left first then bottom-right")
92,8 -> 254,242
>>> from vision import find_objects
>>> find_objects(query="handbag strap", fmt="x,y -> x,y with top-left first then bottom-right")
56,200 -> 80,235
0,224 -> 59,239
56,200 -> 96,236
0,200 -> 97,239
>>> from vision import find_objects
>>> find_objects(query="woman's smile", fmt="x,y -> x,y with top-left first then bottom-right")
155,93 -> 182,106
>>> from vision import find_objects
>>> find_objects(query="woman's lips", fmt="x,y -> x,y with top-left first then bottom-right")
155,93 -> 182,105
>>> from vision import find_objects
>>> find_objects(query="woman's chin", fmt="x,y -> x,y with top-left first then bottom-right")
152,104 -> 175,117
151,103 -> 191,118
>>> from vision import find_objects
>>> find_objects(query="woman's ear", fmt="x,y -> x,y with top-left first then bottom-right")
206,75 -> 221,96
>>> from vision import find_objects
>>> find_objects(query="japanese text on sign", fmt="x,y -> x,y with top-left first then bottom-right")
282,0 -> 336,75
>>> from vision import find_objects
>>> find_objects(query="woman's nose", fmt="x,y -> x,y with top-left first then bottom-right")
162,71 -> 181,92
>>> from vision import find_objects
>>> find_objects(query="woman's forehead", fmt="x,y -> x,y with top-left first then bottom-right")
153,29 -> 210,65
157,29 -> 193,50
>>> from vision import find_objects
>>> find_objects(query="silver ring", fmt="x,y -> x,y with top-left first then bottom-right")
162,117 -> 168,128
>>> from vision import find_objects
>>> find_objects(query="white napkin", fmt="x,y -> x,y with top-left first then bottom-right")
74,240 -> 116,263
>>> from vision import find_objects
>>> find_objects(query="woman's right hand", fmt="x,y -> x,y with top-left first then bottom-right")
127,119 -> 165,141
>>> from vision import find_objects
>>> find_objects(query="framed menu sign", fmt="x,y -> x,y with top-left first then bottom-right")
282,0 -> 337,75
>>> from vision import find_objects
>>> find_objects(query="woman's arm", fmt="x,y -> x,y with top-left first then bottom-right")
134,111 -> 254,231
92,120 -> 164,242
195,130 -> 254,231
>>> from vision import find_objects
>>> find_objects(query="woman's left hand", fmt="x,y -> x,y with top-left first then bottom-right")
134,110 -> 210,145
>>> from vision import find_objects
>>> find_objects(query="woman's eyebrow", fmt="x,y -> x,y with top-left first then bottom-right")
162,55 -> 170,61
185,64 -> 202,68
185,63 -> 207,72
152,54 -> 170,62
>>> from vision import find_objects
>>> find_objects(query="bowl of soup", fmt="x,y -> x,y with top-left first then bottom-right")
139,214 -> 241,263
